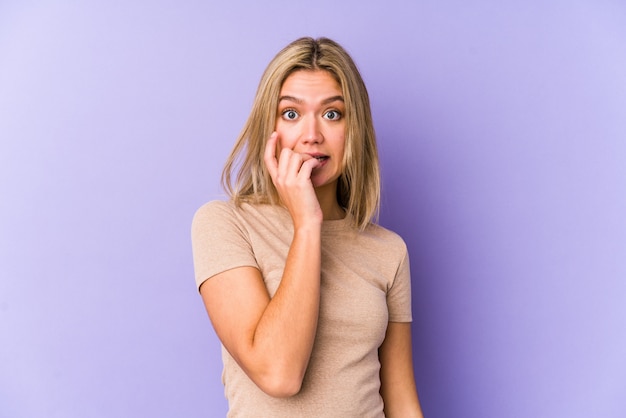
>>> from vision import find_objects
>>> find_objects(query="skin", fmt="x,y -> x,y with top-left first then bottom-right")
200,70 -> 424,416
272,69 -> 347,220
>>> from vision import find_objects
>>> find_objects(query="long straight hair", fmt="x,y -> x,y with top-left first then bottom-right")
222,37 -> 380,230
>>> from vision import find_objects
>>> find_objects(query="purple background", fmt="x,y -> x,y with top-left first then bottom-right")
1,1 -> 625,417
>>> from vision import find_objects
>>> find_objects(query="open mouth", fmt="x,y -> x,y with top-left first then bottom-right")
307,153 -> 329,162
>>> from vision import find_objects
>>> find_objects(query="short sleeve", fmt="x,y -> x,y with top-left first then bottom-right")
191,200 -> 258,290
386,248 -> 413,322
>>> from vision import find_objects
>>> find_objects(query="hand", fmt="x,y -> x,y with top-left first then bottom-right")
264,132 -> 323,228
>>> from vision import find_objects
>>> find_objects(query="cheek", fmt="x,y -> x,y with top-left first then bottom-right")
275,126 -> 297,150
276,136 -> 290,151
336,135 -> 347,167
335,131 -> 347,155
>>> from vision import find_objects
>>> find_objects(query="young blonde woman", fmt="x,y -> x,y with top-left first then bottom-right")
192,37 -> 424,417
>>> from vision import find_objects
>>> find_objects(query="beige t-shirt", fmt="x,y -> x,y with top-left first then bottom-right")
192,200 -> 412,418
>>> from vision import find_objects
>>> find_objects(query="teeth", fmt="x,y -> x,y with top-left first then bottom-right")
315,156 -> 326,161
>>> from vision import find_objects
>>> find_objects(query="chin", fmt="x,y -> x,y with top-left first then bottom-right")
312,177 -> 338,190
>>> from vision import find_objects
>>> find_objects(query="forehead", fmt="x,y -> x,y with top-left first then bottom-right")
280,70 -> 342,97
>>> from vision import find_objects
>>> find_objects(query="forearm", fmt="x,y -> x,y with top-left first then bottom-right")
249,224 -> 322,393
380,322 -> 424,417
238,133 -> 324,395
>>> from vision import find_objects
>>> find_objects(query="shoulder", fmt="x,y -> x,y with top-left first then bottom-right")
191,200 -> 241,236
363,222 -> 408,254
193,199 -> 236,221
192,200 -> 286,234
337,222 -> 408,266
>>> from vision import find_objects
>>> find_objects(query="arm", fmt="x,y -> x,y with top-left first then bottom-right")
199,133 -> 322,398
379,322 -> 424,418
200,229 -> 320,397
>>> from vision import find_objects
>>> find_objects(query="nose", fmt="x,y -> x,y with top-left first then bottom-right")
302,116 -> 322,144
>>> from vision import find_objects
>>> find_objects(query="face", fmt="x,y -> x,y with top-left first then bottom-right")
275,70 -> 346,189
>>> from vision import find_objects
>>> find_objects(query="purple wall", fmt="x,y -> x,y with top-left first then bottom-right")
1,1 -> 625,417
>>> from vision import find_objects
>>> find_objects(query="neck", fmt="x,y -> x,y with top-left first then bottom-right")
315,182 -> 345,221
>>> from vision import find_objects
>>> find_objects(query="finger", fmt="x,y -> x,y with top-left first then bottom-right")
281,152 -> 320,180
299,153 -> 315,163
278,148 -> 301,181
297,156 -> 321,179
263,132 -> 279,179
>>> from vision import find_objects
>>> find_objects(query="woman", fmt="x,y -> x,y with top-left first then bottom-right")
192,37 -> 424,417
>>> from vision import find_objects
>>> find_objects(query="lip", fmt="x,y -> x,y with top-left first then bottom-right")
305,153 -> 329,160
305,153 -> 329,168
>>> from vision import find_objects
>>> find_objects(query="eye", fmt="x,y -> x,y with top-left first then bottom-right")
282,109 -> 299,120
323,110 -> 342,121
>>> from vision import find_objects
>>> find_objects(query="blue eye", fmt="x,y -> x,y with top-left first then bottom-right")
324,110 -> 342,121
282,109 -> 299,120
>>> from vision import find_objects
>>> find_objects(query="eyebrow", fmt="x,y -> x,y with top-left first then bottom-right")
278,95 -> 344,105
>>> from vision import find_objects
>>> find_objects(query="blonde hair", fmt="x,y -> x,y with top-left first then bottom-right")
222,37 -> 380,230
